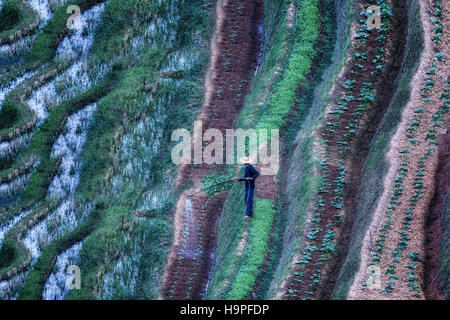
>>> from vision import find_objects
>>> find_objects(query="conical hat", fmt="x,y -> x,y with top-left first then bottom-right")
239,156 -> 251,164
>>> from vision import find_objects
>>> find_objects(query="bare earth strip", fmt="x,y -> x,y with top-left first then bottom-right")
349,0 -> 450,300
161,0 -> 263,299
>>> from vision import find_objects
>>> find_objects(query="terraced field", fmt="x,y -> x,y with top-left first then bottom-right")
0,0 -> 448,300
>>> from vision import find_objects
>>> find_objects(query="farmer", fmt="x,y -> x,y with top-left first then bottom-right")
234,157 -> 259,219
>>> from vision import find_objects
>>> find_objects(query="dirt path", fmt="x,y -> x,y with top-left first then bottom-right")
424,119 -> 449,300
282,0 -> 408,300
320,0 -> 408,299
349,0 -> 450,300
161,0 -> 263,300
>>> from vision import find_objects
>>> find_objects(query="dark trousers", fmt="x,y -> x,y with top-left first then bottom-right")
245,186 -> 255,217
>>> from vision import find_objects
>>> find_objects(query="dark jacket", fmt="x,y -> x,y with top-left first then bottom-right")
239,164 -> 259,189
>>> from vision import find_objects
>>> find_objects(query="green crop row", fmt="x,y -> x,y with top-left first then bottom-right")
206,0 -> 299,298
1,0 -> 104,87
18,202 -> 105,300
221,0 -> 323,299
255,0 -> 320,132
227,199 -> 275,299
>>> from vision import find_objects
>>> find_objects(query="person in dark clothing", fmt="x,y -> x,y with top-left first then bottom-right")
234,157 -> 259,218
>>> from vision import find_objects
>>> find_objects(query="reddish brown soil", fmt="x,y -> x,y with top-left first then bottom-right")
320,0 -> 408,298
424,121 -> 449,300
350,0 -> 450,300
162,0 -> 263,300
284,0 -> 407,300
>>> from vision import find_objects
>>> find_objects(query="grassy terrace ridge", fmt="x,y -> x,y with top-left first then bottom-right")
364,0 -> 449,297
18,201 -> 105,300
1,0 -> 443,301
265,0 -> 351,299
0,66 -> 123,282
0,201 -> 58,281
279,0 -> 399,299
259,0 -> 340,298
2,1 -> 206,299
0,0 -> 38,45
0,0 -> 106,144
43,0 -> 213,299
0,151 -> 35,184
0,0 -> 107,188
227,199 -> 275,299
431,1 -> 449,300
205,0 -> 296,298
0,62 -> 69,143
0,0 -> 104,87
255,0 -> 320,132
331,0 -> 424,299
442,174 -> 450,299
264,0 -> 359,299
206,0 -> 323,299
0,65 -> 122,226
0,63 -> 114,212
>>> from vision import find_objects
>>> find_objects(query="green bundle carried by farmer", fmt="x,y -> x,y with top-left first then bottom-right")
233,156 -> 259,219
